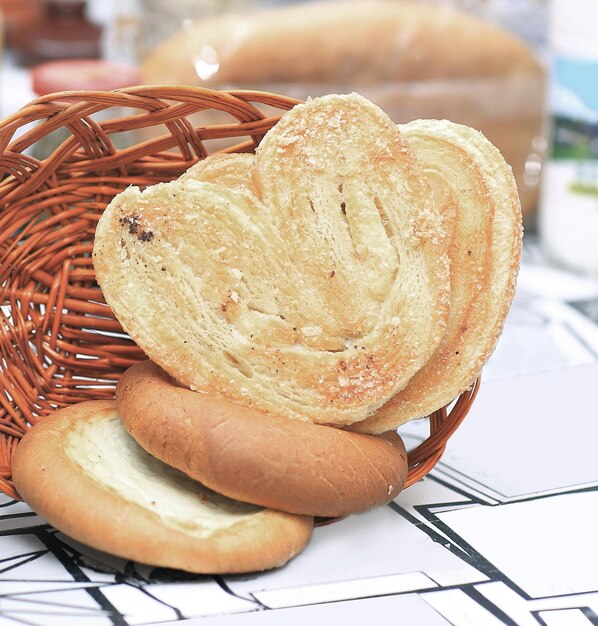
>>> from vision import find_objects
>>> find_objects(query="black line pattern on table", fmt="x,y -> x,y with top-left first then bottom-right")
214,575 -> 268,608
570,297 -> 598,326
562,318 -> 598,360
0,445 -> 596,626
461,586 -> 521,626
0,463 -> 596,626
0,505 -> 264,624
0,480 -> 593,626
532,606 -> 598,626
389,471 -> 598,623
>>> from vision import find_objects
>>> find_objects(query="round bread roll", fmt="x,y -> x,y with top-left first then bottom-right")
93,93 -> 449,428
353,119 -> 522,432
12,400 -> 313,574
116,360 -> 409,518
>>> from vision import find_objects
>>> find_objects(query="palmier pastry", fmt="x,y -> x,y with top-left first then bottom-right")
180,152 -> 255,190
12,400 -> 312,574
93,93 -> 449,427
181,119 -> 521,430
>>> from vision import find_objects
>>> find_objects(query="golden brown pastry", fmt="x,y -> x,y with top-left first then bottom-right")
180,152 -> 255,190
179,117 -> 521,432
93,93 -> 450,428
12,400 -> 313,574
352,119 -> 522,432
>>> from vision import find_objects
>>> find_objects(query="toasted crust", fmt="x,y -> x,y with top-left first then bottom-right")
117,361 -> 408,518
353,120 -> 522,432
93,93 -> 449,427
12,400 -> 313,574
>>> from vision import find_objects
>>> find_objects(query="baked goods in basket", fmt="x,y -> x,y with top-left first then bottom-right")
12,400 -> 313,574
93,93 -> 450,428
95,92 -> 521,433
117,361 -> 408,517
5,88 -> 520,576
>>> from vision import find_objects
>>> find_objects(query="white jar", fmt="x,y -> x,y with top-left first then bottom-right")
539,0 -> 598,275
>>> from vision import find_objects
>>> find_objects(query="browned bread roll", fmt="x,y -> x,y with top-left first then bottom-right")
93,93 -> 450,429
117,360 -> 409,518
12,400 -> 313,574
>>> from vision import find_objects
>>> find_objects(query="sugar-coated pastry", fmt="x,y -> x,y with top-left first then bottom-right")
353,119 -> 522,432
93,93 -> 449,427
180,152 -> 255,190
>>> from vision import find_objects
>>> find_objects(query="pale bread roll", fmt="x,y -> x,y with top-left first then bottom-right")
117,361 -> 409,517
353,119 -> 522,432
93,93 -> 449,427
12,400 -> 313,574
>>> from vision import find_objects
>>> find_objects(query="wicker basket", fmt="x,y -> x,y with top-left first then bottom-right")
0,86 -> 479,502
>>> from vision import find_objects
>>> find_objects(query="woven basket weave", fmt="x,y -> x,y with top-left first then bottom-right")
0,86 -> 478,502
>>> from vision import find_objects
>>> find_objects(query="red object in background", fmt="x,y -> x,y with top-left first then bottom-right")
31,59 -> 142,95
0,0 -> 43,47
10,0 -> 102,67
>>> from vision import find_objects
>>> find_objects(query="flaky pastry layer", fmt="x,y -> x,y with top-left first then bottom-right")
93,94 -> 450,427
353,119 -> 522,432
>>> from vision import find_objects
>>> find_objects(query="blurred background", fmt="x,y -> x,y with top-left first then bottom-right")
0,0 -> 596,284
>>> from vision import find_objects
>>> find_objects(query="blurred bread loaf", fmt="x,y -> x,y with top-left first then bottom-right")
141,0 -> 544,216
142,1 -> 540,85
